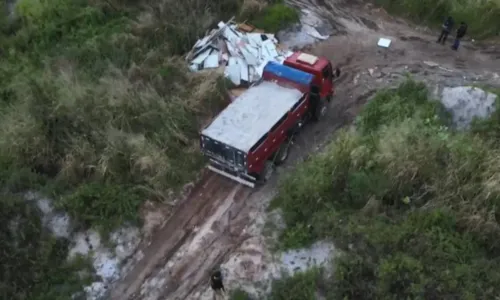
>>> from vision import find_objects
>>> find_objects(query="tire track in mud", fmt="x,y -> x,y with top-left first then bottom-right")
110,173 -> 245,300
154,185 -> 254,300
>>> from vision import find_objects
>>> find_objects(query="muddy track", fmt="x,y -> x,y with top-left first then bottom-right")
109,1 -> 500,299
110,173 -> 245,300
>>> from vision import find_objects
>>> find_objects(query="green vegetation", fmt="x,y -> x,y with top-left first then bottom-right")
0,0 -> 299,298
271,79 -> 500,298
471,88 -> 500,142
375,0 -> 500,38
251,3 -> 300,32
1,195 -> 93,300
230,288 -> 252,300
229,269 -> 322,300
268,268 -> 323,300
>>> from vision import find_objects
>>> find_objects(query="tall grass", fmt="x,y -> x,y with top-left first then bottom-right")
375,0 -> 500,38
0,0 -> 298,298
272,79 -> 500,298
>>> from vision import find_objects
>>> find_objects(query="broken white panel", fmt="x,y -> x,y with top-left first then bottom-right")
265,34 -> 279,44
189,64 -> 199,72
377,38 -> 392,48
204,50 -> 220,68
262,39 -> 279,58
247,33 -> 264,47
191,48 -> 212,65
219,21 -> 240,45
256,46 -> 263,61
193,35 -> 211,49
222,26 -> 241,45
225,57 -> 241,85
217,21 -> 227,29
240,46 -> 258,66
226,41 -> 241,58
217,38 -> 229,55
247,35 -> 260,48
248,66 -> 258,82
237,57 -> 249,82
303,24 -> 329,40
254,59 -> 271,78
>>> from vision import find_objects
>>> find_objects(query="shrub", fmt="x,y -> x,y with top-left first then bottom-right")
56,182 -> 144,235
269,268 -> 322,300
470,90 -> 500,143
0,194 -> 92,300
230,288 -> 253,300
272,79 -> 500,298
251,3 -> 299,32
0,0 -> 270,297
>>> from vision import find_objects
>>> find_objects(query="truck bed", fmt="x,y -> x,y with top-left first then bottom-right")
202,81 -> 304,152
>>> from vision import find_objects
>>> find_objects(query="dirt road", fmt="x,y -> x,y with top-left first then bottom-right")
110,1 -> 500,299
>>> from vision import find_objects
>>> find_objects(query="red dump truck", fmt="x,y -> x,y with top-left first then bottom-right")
200,52 -> 340,187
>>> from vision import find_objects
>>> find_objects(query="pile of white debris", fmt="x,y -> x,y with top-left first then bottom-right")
186,17 -> 294,85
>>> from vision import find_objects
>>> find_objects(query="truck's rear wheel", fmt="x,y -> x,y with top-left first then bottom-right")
274,140 -> 291,166
258,161 -> 275,185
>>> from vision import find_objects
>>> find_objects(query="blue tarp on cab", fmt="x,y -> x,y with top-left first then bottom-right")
263,61 -> 313,86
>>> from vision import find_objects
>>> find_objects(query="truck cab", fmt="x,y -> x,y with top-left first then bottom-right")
284,52 -> 340,102
200,52 -> 339,188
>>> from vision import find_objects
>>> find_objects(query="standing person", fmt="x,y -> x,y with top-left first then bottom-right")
210,269 -> 226,300
437,16 -> 454,44
452,22 -> 468,50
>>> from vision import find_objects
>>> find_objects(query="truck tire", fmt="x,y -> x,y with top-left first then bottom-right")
313,99 -> 328,121
274,140 -> 291,166
258,161 -> 275,185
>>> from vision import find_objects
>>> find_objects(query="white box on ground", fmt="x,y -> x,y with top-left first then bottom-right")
377,38 -> 392,48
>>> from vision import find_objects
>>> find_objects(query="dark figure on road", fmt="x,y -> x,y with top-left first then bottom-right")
452,22 -> 468,50
437,16 -> 454,44
210,269 -> 225,299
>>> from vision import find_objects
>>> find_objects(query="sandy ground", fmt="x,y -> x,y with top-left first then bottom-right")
108,1 -> 500,299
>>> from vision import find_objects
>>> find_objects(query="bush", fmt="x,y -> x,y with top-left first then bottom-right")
56,182 -> 144,235
272,79 -> 500,298
470,89 -> 500,143
269,268 -> 322,300
230,288 -> 252,300
0,0 -> 281,297
0,194 -> 92,300
375,0 -> 500,38
251,3 -> 299,32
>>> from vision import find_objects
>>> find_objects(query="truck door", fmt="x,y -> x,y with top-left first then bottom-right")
320,63 -> 333,99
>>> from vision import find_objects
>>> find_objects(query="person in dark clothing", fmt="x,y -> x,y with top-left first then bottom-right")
210,269 -> 225,299
437,16 -> 454,44
452,22 -> 468,50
